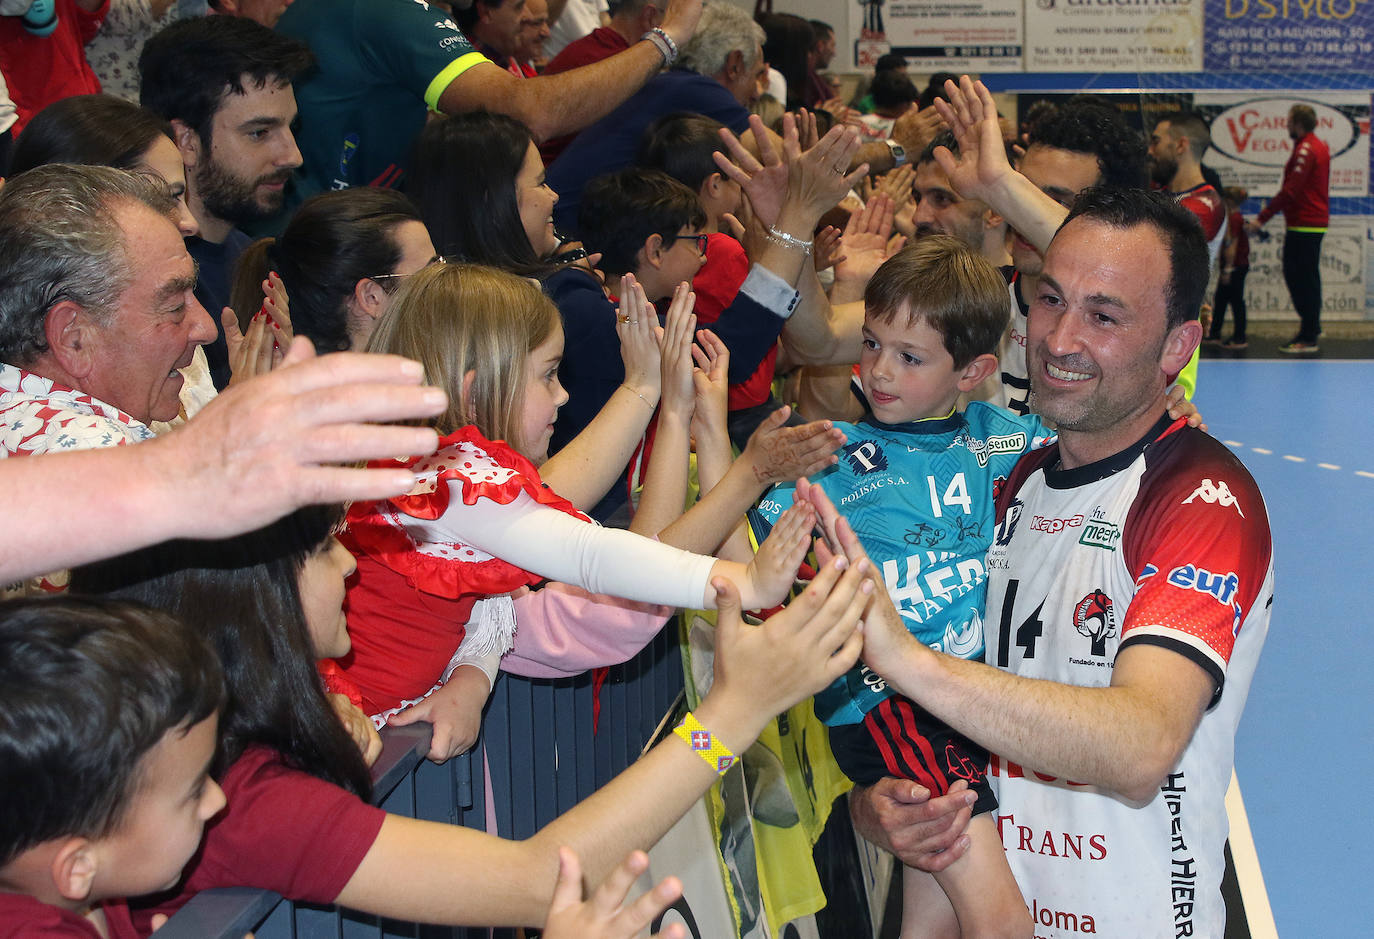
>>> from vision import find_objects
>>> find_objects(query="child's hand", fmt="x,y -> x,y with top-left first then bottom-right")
794,479 -> 910,674
388,666 -> 491,763
708,553 -> 870,724
327,692 -> 383,766
616,273 -> 663,402
813,224 -> 845,273
742,408 -> 846,485
543,848 -> 685,939
1165,385 -> 1207,432
744,502 -> 815,609
689,329 -> 729,445
658,281 -> 697,421
836,192 -> 902,286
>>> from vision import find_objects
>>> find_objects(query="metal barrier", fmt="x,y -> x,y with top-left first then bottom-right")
156,624 -> 683,939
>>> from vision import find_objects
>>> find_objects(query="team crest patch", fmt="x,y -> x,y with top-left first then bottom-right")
1073,590 -> 1117,657
995,498 -> 1023,546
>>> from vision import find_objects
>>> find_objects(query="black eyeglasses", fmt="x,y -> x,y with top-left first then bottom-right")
670,234 -> 709,254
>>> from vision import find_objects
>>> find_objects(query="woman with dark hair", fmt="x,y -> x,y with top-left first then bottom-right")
232,188 -> 437,354
408,110 -> 563,276
11,93 -> 197,240
67,492 -> 868,934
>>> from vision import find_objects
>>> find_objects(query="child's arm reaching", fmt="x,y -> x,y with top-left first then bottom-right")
657,407 -> 845,558
629,282 -> 697,537
433,492 -> 814,611
338,559 -> 873,927
540,275 -> 663,510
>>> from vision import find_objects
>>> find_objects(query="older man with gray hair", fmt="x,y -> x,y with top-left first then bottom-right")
0,164 -> 218,456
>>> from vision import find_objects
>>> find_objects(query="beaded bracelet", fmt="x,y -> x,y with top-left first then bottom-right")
641,26 -> 678,66
674,711 -> 738,775
765,226 -> 813,255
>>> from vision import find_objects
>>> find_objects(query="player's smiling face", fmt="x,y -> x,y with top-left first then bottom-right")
859,308 -> 963,425
1027,217 -> 1195,465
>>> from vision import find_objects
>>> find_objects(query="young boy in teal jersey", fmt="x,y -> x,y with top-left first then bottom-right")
753,235 -> 1044,937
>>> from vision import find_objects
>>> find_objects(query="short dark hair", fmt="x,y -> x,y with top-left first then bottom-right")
874,53 -> 907,73
864,235 -> 1010,368
1061,187 -> 1209,330
918,129 -> 960,167
0,597 -> 223,868
808,18 -> 833,42
918,72 -> 958,110
10,94 -> 174,177
869,70 -> 918,111
1029,103 -> 1147,190
578,169 -> 706,277
139,16 -> 314,146
233,188 -> 422,353
0,164 -> 179,365
71,505 -> 373,800
1289,103 -> 1317,133
408,111 -> 552,277
1154,111 -> 1211,160
637,112 -> 728,194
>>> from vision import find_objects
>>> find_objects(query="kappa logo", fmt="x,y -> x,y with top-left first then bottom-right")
995,498 -> 1023,546
1073,590 -> 1116,657
844,440 -> 888,474
1030,514 -> 1083,534
1182,478 -> 1244,517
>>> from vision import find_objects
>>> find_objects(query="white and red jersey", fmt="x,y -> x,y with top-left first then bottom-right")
1175,182 -> 1227,270
993,268 -> 1031,417
985,415 -> 1273,938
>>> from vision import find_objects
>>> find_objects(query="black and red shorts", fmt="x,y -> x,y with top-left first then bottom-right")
828,695 -> 998,816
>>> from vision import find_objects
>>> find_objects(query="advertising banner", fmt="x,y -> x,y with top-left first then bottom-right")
1024,0 -> 1204,71
1204,0 -> 1374,71
1243,217 -> 1367,321
1195,92 -> 1370,197
850,0 -> 1023,72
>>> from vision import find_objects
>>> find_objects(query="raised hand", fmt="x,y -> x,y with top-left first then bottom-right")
714,113 -> 791,228
836,191 -> 903,287
741,408 -> 845,485
543,848 -> 686,939
709,551 -> 870,721
930,75 -> 1014,204
615,273 -> 664,402
658,281 -> 698,421
168,339 -> 445,529
688,328 -> 729,446
743,501 -> 814,609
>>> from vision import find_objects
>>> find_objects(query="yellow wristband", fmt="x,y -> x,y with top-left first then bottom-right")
674,711 -> 738,775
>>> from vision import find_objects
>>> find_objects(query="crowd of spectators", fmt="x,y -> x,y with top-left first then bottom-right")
0,6 -> 1278,938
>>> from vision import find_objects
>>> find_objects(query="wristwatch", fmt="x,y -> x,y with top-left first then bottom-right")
885,139 -> 907,167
